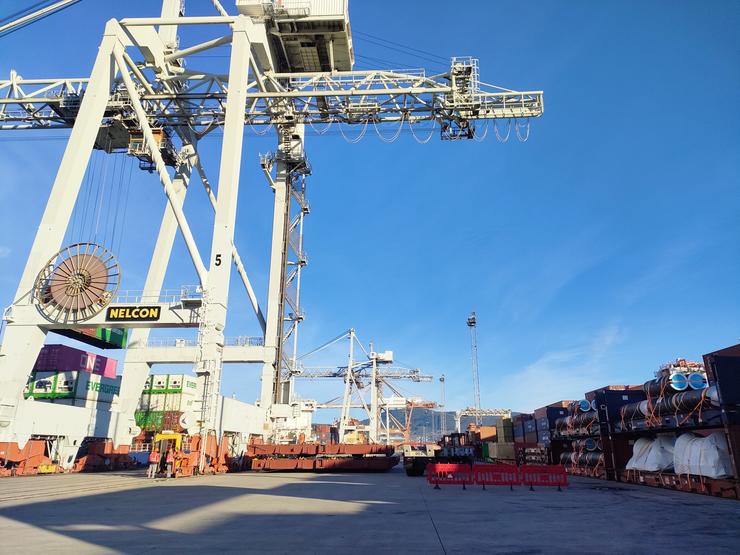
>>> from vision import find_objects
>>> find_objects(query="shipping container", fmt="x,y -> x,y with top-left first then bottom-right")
25,370 -> 121,403
144,374 -> 199,395
479,425 -> 497,442
56,327 -> 129,349
33,344 -> 117,378
501,418 -> 514,442
483,442 -> 515,460
534,406 -> 570,432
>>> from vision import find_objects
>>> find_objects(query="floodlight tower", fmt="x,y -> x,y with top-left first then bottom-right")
0,0 -> 543,465
467,312 -> 481,425
439,374 -> 446,436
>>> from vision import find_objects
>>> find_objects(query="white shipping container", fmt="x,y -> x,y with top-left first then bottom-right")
75,373 -> 121,403
146,394 -> 167,411
151,375 -> 169,392
55,371 -> 78,395
182,377 -> 199,396
164,393 -> 183,412
29,371 -> 56,396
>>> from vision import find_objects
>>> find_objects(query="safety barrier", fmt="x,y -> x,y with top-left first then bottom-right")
426,463 -> 568,490
426,463 -> 474,489
474,464 -> 521,489
519,464 -> 568,490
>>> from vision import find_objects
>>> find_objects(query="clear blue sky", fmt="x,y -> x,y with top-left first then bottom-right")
0,1 -> 738,418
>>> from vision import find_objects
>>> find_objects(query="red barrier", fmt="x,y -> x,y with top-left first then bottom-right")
519,464 -> 568,488
428,463 -> 568,490
474,464 -> 521,487
426,463 -> 473,489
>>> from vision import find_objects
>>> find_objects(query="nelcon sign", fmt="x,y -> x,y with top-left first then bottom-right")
106,306 -> 161,322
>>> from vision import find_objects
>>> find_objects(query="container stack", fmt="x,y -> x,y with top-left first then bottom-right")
613,351 -> 740,497
134,374 -> 200,433
529,342 -> 740,498
25,344 -> 121,409
512,413 -> 547,464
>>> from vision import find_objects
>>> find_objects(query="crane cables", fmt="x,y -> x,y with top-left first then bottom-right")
0,0 -> 81,38
68,146 -> 134,257
352,30 -> 449,72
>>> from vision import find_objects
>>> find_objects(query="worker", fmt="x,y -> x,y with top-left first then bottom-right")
147,449 -> 160,479
165,448 -> 175,479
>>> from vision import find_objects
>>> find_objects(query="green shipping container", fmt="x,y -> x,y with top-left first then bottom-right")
55,327 -> 129,349
135,410 -> 165,430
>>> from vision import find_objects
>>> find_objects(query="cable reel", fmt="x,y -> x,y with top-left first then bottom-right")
34,242 -> 121,323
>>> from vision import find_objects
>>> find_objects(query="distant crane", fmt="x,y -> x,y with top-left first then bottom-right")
455,407 -> 512,433
467,312 -> 482,425
293,329 -> 434,444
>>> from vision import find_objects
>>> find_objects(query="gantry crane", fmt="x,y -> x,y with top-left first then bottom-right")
293,328 -> 434,444
455,407 -> 512,434
0,0 -> 543,469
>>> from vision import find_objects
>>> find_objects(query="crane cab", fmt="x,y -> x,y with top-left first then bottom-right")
236,0 -> 354,72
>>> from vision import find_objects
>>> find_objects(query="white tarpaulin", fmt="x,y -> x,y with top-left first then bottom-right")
673,432 -> 734,479
626,435 -> 675,472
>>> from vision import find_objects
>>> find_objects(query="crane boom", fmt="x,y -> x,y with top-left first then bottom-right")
0,65 -> 543,133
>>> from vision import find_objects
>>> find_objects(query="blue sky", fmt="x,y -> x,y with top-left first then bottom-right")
0,1 -> 738,419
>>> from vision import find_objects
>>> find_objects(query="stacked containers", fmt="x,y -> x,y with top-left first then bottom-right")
26,345 -> 120,408
56,327 -> 129,349
135,374 -> 200,432
25,370 -> 121,408
33,344 -> 117,378
524,417 -> 537,444
533,403 -> 571,446
512,414 -> 527,443
501,417 -> 515,442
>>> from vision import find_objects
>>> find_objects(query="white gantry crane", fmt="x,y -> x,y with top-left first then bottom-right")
294,329 -> 434,444
455,407 -> 512,434
0,0 -> 543,469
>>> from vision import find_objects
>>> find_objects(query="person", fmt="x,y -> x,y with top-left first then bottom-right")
147,449 -> 160,479
165,448 -> 175,479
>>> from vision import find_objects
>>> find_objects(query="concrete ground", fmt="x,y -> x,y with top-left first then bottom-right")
1,469 -> 739,554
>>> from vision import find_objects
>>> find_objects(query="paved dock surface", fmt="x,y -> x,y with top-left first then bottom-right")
1,469 -> 739,554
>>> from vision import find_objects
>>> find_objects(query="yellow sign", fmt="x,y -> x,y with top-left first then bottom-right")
106,306 -> 161,322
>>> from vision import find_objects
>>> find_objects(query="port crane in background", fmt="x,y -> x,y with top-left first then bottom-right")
455,407 -> 512,434
293,329 -> 435,444
0,0 -> 543,469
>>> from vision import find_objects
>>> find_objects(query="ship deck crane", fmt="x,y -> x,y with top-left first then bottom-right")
0,0 -> 543,470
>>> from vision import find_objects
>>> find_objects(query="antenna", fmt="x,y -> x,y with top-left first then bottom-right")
467,312 -> 481,425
